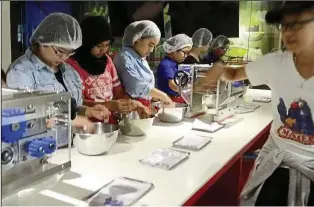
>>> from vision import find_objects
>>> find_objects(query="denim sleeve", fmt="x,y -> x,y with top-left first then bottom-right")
114,54 -> 153,98
72,69 -> 83,106
6,65 -> 36,90
63,64 -> 84,106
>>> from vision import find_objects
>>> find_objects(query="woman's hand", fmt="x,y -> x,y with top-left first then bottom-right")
160,93 -> 173,105
46,116 -> 95,133
72,115 -> 95,133
46,118 -> 56,128
107,99 -> 138,114
135,101 -> 152,118
85,105 -> 111,121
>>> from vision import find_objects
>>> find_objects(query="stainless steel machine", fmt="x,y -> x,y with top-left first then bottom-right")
174,64 -> 246,121
1,89 -> 72,199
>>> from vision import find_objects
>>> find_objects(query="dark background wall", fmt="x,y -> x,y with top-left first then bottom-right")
10,1 -> 240,62
169,1 -> 239,37
108,1 -> 165,37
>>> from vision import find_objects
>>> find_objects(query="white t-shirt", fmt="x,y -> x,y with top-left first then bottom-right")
246,51 -> 314,157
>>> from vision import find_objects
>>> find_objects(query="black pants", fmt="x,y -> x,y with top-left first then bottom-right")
255,168 -> 314,206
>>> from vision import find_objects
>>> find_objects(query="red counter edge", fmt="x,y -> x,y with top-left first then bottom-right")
182,122 -> 272,206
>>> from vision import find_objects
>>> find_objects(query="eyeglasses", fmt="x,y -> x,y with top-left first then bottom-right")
178,49 -> 189,56
277,17 -> 314,31
51,46 -> 75,58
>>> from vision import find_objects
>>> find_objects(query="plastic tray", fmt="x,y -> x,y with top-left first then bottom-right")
219,115 -> 244,128
86,177 -> 154,206
253,97 -> 271,103
234,103 -> 260,114
192,119 -> 225,133
139,148 -> 190,170
172,134 -> 212,151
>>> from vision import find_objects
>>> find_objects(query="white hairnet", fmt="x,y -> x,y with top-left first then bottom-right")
211,35 -> 230,49
162,34 -> 193,53
192,28 -> 213,48
122,20 -> 161,47
30,13 -> 82,50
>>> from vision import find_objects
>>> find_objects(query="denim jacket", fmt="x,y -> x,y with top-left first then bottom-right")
7,48 -> 83,106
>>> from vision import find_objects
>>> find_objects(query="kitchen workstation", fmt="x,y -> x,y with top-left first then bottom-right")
1,69 -> 272,206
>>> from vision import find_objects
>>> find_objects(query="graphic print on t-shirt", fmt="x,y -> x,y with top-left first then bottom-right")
277,98 -> 314,145
85,74 -> 113,102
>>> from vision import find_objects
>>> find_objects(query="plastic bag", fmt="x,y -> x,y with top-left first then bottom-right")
88,177 -> 154,206
192,119 -> 225,133
173,134 -> 212,150
139,148 -> 190,170
219,115 -> 244,128
253,96 -> 271,103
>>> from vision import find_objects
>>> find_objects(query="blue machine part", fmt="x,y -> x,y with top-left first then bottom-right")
2,108 -> 26,117
26,137 -> 57,158
2,108 -> 28,143
232,81 -> 244,88
42,137 -> 57,154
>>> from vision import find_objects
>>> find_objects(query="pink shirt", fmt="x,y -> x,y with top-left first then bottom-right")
67,55 -> 121,102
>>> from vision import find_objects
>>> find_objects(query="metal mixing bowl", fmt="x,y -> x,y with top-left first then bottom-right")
158,103 -> 188,123
73,123 -> 120,156
119,111 -> 154,136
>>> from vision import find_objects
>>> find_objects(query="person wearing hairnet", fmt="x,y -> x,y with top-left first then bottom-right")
156,34 -> 192,103
6,13 -> 110,133
183,28 -> 213,64
199,35 -> 241,90
203,35 -> 230,64
114,20 -> 173,108
181,32 -> 226,93
67,16 -> 151,122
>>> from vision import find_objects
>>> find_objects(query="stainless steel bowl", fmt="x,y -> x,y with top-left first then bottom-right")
158,103 -> 188,123
73,123 -> 120,156
119,111 -> 154,136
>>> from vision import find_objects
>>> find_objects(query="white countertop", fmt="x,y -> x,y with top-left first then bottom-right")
5,89 -> 273,206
